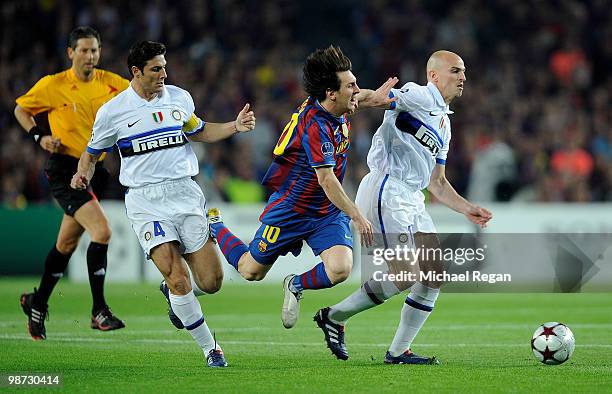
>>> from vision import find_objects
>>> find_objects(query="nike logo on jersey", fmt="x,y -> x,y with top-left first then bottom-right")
128,119 -> 141,128
429,111 -> 438,116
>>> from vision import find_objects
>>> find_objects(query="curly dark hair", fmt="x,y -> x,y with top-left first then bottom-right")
303,45 -> 352,101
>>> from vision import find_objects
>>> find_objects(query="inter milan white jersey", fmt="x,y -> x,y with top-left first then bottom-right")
87,84 -> 204,188
366,81 -> 452,190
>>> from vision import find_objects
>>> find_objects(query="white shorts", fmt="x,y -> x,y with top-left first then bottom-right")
125,177 -> 209,258
356,171 -> 436,244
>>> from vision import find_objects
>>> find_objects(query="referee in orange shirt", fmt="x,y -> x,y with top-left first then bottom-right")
14,26 -> 129,340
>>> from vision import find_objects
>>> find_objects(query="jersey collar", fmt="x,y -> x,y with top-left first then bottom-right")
427,82 -> 454,115
314,99 -> 346,126
127,83 -> 169,107
67,67 -> 97,83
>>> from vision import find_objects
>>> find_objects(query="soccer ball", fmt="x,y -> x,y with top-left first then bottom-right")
531,322 -> 575,365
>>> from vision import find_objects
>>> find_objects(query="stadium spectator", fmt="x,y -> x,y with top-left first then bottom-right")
0,0 -> 610,205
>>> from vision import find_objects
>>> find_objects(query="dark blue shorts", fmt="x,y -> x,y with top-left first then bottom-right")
249,211 -> 353,265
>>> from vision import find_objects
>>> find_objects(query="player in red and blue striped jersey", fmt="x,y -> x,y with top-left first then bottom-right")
259,96 -> 351,221
209,45 -> 398,329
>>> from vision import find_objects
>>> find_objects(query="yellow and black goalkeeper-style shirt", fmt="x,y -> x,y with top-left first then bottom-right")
16,68 -> 129,159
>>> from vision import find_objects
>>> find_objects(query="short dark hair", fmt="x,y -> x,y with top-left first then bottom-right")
303,45 -> 352,101
127,41 -> 166,76
68,26 -> 101,49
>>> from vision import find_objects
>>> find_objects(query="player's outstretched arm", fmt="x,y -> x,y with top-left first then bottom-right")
188,103 -> 256,143
427,164 -> 493,228
315,166 -> 374,247
71,151 -> 100,190
353,77 -> 399,112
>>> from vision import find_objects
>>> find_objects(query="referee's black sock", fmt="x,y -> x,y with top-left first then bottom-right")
87,242 -> 109,313
34,246 -> 72,309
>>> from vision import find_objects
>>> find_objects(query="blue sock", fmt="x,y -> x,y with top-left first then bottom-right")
212,223 -> 248,271
291,262 -> 333,292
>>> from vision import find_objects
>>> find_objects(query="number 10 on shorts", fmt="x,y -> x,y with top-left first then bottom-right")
262,225 -> 280,243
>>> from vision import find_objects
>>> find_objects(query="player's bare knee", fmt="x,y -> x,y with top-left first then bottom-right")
165,270 -> 191,295
327,262 -> 352,284
329,270 -> 349,284
154,248 -> 189,292
168,278 -> 190,295
90,225 -> 112,244
240,270 -> 265,281
55,232 -> 81,255
56,239 -> 79,255
238,264 -> 265,281
200,273 -> 223,293
237,257 -> 267,281
202,283 -> 221,294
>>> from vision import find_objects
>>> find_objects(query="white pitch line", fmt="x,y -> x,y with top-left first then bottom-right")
2,321 -> 612,330
1,334 -> 611,348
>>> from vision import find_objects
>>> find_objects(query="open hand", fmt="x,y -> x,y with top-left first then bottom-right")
235,103 -> 256,132
371,77 -> 399,107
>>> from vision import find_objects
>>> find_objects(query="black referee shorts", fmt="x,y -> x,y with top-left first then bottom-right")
44,154 -> 110,216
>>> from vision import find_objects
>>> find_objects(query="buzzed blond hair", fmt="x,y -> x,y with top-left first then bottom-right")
426,50 -> 460,73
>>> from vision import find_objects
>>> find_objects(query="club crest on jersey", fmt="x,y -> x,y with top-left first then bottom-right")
258,240 -> 267,253
152,111 -> 164,123
321,142 -> 334,157
335,139 -> 349,155
171,110 -> 182,121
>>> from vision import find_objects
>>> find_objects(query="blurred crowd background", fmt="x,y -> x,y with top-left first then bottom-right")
1,0 -> 610,209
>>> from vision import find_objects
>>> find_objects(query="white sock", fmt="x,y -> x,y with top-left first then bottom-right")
328,286 -> 374,324
388,282 -> 439,356
328,279 -> 402,324
169,291 -> 217,353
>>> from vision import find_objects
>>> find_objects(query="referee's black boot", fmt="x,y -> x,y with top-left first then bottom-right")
20,289 -> 48,341
91,306 -> 125,331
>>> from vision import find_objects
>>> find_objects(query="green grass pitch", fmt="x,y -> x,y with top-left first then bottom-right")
1,278 -> 611,393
